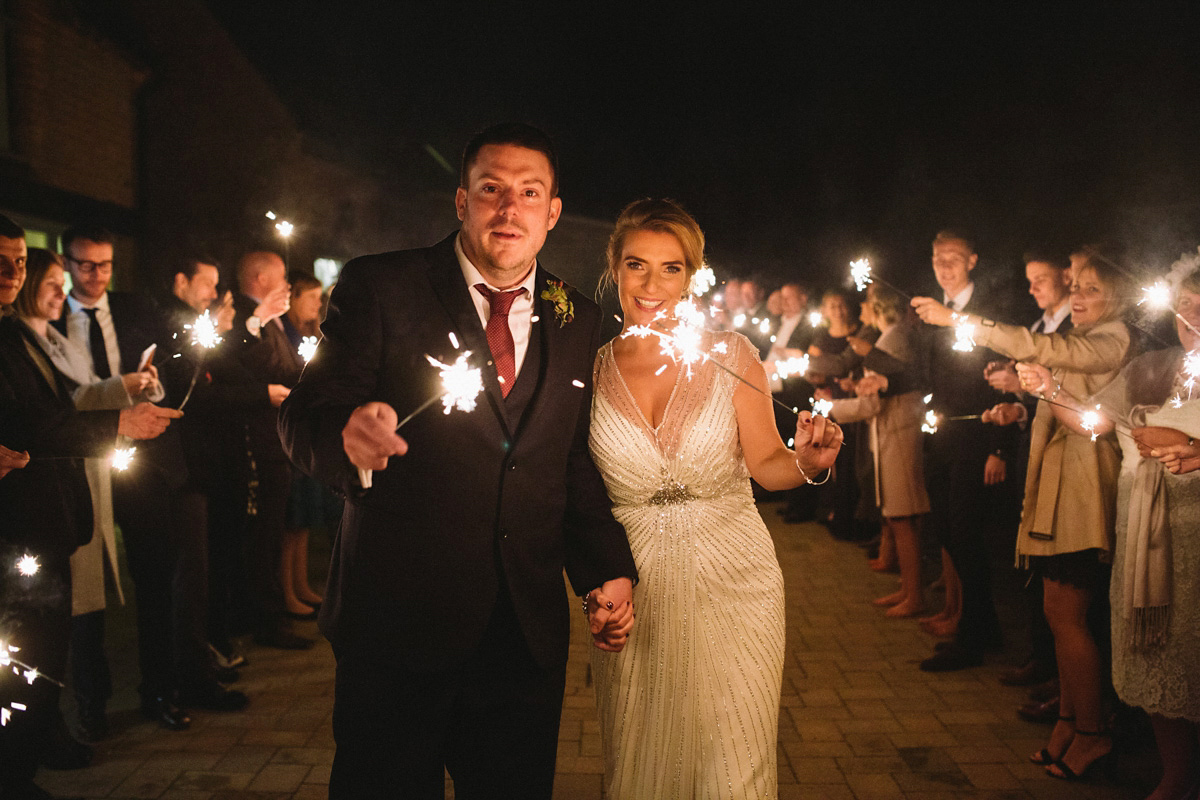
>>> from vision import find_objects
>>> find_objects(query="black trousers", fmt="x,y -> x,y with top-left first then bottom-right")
329,590 -> 567,799
925,431 -> 1002,653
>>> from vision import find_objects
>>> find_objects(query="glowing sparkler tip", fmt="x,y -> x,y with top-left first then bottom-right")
425,352 -> 484,415
808,310 -> 823,327
1079,406 -> 1103,442
951,313 -> 977,352
184,310 -> 223,350
275,220 -> 294,238
1139,280 -> 1172,309
850,258 -> 873,292
572,379 -> 585,388
774,355 -> 811,380
22,668 -> 38,685
15,554 -> 39,577
810,397 -> 834,417
297,336 -> 319,364
921,409 -> 940,435
111,447 -> 136,472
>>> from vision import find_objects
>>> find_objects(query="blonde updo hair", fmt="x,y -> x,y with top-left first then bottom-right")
601,198 -> 704,295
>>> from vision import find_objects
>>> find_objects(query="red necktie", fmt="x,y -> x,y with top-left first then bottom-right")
474,284 -> 524,397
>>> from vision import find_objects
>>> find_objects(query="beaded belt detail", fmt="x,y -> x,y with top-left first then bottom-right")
648,478 -> 696,506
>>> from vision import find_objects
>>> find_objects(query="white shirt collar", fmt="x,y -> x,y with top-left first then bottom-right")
455,234 -> 537,298
944,282 -> 974,310
1041,298 -> 1072,332
67,291 -> 110,314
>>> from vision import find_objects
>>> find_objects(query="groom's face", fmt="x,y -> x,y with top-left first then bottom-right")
456,144 -> 562,289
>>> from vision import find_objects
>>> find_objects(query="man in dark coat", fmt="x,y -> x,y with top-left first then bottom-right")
280,124 -> 637,799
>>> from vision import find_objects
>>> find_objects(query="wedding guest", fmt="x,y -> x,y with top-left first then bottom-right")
916,251 -> 1133,779
0,214 -> 179,799
279,271 -> 326,619
910,230 -> 1014,671
589,198 -> 843,797
15,248 -> 159,762
55,223 -> 192,734
1083,261 -> 1200,799
831,283 -> 929,616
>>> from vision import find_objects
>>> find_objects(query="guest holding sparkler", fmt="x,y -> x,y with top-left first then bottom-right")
0,214 -> 179,800
908,230 -> 1015,671
1048,258 -> 1200,796
916,251 -> 1133,780
589,199 -> 843,797
829,283 -> 929,616
279,271 -> 327,619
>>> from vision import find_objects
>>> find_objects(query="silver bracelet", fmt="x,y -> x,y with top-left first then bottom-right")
1046,382 -> 1062,402
582,590 -> 592,618
794,457 -> 832,486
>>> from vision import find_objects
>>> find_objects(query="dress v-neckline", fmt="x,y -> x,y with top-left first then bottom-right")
607,341 -> 685,438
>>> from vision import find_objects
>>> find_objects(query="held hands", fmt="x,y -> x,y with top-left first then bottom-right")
254,285 -> 291,325
117,402 -> 183,439
342,402 -> 408,471
794,411 -> 843,475
911,297 -> 955,327
982,402 -> 1023,427
0,444 -> 30,479
1015,362 -> 1054,396
985,360 -> 1021,394
855,373 -> 888,397
587,577 -> 634,652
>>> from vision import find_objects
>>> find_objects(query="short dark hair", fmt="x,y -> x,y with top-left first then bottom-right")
460,123 -> 559,196
1022,248 -> 1069,270
61,223 -> 114,253
933,229 -> 976,254
288,270 -> 321,297
175,255 -> 220,281
0,214 -> 25,240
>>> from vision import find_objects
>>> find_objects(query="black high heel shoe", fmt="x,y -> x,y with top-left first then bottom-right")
1029,715 -> 1073,766
1047,729 -> 1114,781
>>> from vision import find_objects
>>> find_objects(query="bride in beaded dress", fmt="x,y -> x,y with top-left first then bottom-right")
588,199 -> 843,799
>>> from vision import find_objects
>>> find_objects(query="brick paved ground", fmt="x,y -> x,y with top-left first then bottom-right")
39,503 -> 1155,799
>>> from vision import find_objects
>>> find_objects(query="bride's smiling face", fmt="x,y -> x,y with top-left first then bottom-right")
616,230 -> 689,329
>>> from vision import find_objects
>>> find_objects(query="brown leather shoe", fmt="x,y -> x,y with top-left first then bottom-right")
1017,695 -> 1060,724
1028,677 -> 1060,703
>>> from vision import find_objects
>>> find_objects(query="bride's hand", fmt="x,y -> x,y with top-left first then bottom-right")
588,577 -> 634,652
794,411 -> 843,475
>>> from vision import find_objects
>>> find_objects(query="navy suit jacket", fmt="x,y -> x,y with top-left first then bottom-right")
279,233 -> 636,671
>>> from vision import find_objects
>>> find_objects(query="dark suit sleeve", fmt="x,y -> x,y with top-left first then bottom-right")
279,258 -> 383,496
560,314 -> 638,596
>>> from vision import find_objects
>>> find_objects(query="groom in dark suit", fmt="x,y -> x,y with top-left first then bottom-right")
279,123 -> 638,799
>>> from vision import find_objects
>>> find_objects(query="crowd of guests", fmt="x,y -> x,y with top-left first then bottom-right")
0,214 -> 335,799
711,230 -> 1200,795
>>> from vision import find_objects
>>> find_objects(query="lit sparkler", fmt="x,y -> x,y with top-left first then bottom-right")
298,335 -> 319,364
275,220 -> 294,238
774,355 -> 811,380
1139,278 -> 1200,338
850,258 -> 872,292
951,313 -> 976,352
808,310 -> 823,327
732,312 -> 747,329
1079,406 -> 1103,442
921,409 -> 940,434
178,310 -> 223,410
111,447 -> 136,472
810,397 -> 834,417
690,265 -> 716,296
15,554 -> 39,577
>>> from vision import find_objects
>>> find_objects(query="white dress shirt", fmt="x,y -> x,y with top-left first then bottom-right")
943,282 -> 975,312
67,293 -> 121,377
1035,300 -> 1071,334
455,235 -> 537,379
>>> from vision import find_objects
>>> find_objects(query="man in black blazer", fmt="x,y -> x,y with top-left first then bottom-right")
55,224 -> 197,734
911,230 -> 1016,672
280,124 -> 637,798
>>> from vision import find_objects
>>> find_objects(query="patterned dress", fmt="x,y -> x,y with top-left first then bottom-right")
589,331 -> 785,799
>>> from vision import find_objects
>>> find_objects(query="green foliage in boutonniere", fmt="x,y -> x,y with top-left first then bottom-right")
540,280 -> 575,327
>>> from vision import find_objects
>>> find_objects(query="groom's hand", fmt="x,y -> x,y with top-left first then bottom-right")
343,402 -> 408,471
588,577 -> 634,653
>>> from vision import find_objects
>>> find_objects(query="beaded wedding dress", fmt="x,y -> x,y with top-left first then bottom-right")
589,331 -> 784,799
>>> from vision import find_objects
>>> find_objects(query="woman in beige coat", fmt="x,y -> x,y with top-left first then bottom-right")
914,252 -> 1133,781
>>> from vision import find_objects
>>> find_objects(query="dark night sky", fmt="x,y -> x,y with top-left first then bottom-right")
205,2 -> 1200,292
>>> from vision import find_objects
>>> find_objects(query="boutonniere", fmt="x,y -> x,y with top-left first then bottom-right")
540,280 -> 575,327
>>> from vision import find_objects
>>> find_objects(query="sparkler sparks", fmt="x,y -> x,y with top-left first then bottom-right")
850,258 -> 872,292
808,310 -> 823,327
774,355 -> 811,380
111,447 -> 136,472
921,409 -> 940,434
1079,406 -> 1103,442
951,313 -> 977,352
424,353 -> 484,416
624,299 -> 709,378
298,335 -> 319,363
810,397 -> 834,417
1139,280 -> 1172,309
690,265 -> 716,296
15,554 -> 39,577
185,310 -> 222,350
